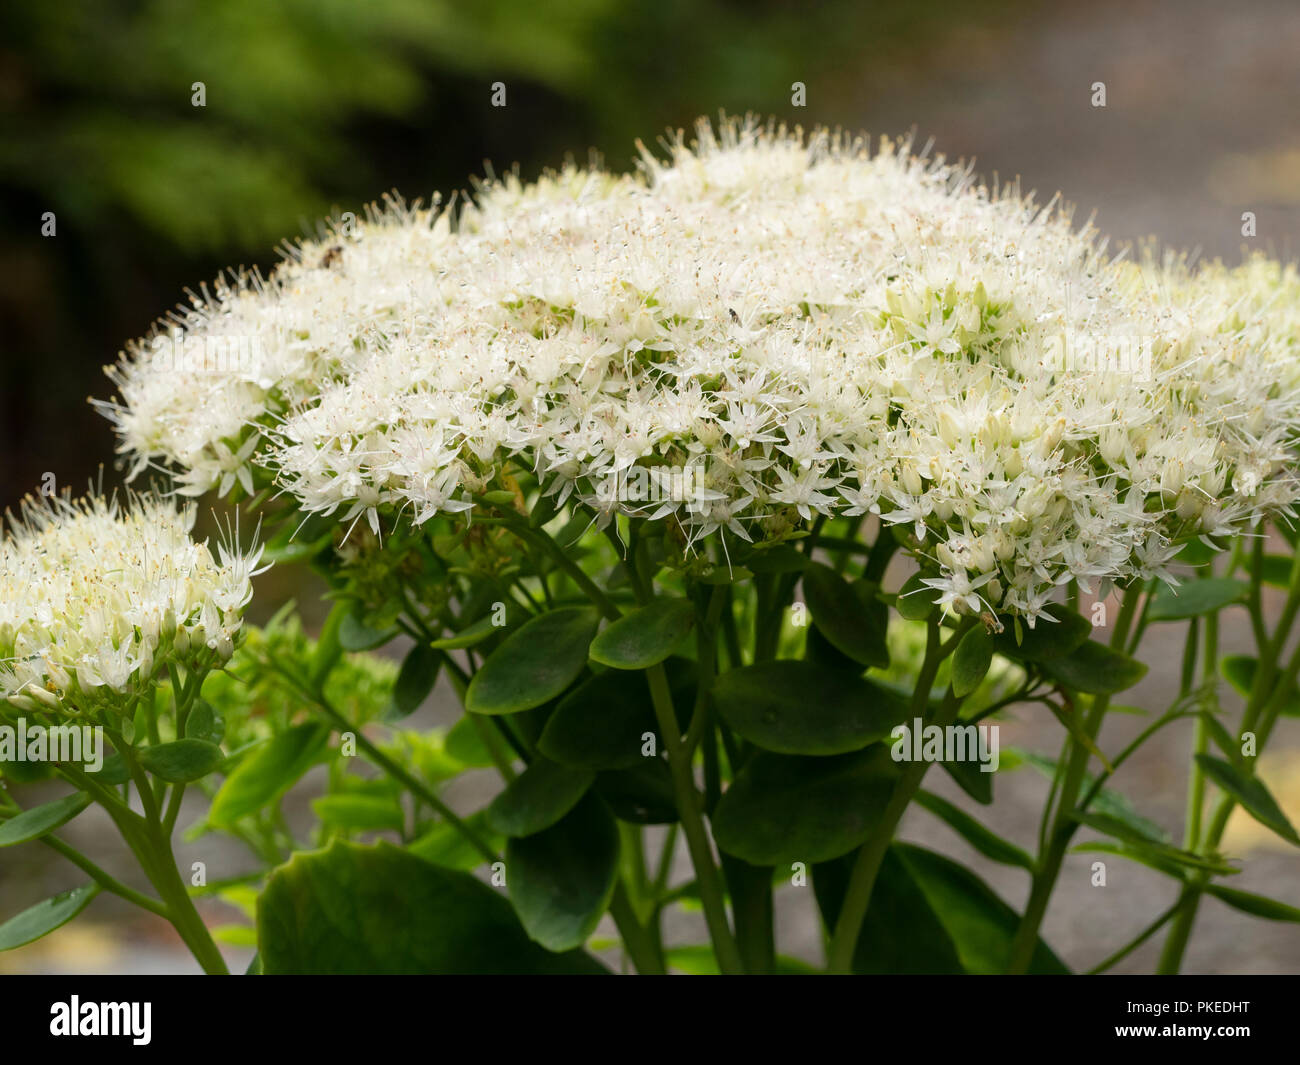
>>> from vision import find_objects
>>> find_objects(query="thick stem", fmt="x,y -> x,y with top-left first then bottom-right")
145,826 -> 229,975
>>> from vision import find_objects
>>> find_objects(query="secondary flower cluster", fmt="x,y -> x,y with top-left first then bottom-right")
97,118 -> 1300,621
0,494 -> 263,715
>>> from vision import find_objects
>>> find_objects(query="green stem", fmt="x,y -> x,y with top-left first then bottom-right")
1158,543 -> 1300,973
1155,885 -> 1201,974
722,855 -> 775,974
313,696 -> 498,863
645,660 -> 744,974
144,823 -> 229,975
825,617 -> 968,973
1005,586 -> 1140,973
1184,613 -> 1217,850
608,882 -> 666,974
521,522 -> 621,620
1090,894 -> 1192,975
77,743 -> 229,974
40,833 -> 168,917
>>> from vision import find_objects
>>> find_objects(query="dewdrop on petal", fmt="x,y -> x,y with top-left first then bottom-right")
98,117 -> 1300,626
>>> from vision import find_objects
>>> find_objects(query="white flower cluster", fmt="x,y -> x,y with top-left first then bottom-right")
98,118 -> 1300,621
0,495 -> 263,714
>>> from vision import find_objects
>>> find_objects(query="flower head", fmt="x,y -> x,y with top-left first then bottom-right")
97,117 -> 1300,623
0,493 -> 265,715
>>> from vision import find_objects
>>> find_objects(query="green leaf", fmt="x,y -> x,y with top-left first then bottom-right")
506,793 -> 619,952
138,739 -> 225,783
992,610 -> 1091,661
431,613 -> 506,651
1017,749 -> 1167,841
711,661 -> 905,756
801,562 -> 889,668
539,670 -> 657,770
1176,538 -> 1218,566
895,571 -> 938,621
184,700 -> 224,743
0,884 -> 99,951
802,619 -> 860,673
951,627 -> 993,698
815,844 -> 1067,974
465,607 -> 599,715
1041,639 -> 1147,694
1194,753 -> 1300,846
1220,654 -> 1256,698
338,608 -> 398,652
1219,655 -> 1300,717
259,840 -> 605,973
594,760 -> 678,824
1148,578 -> 1248,621
712,747 -> 898,865
1199,711 -> 1244,766
940,755 -> 993,805
445,716 -> 497,769
1072,841 -> 1237,879
310,600 -> 346,689
1206,884 -> 1300,923
529,489 -> 563,529
914,790 -> 1033,870
0,757 -> 53,784
210,723 -> 330,828
487,756 -> 594,837
387,644 -> 441,721
409,811 -> 502,872
1258,554 -> 1294,589
311,794 -> 404,833
0,793 -> 92,847
815,849 -> 963,974
1070,809 -> 1164,847
696,564 -> 751,585
1071,812 -> 1239,875
86,752 -> 129,786
889,844 -> 1068,974
588,599 -> 695,670
212,923 -> 258,948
